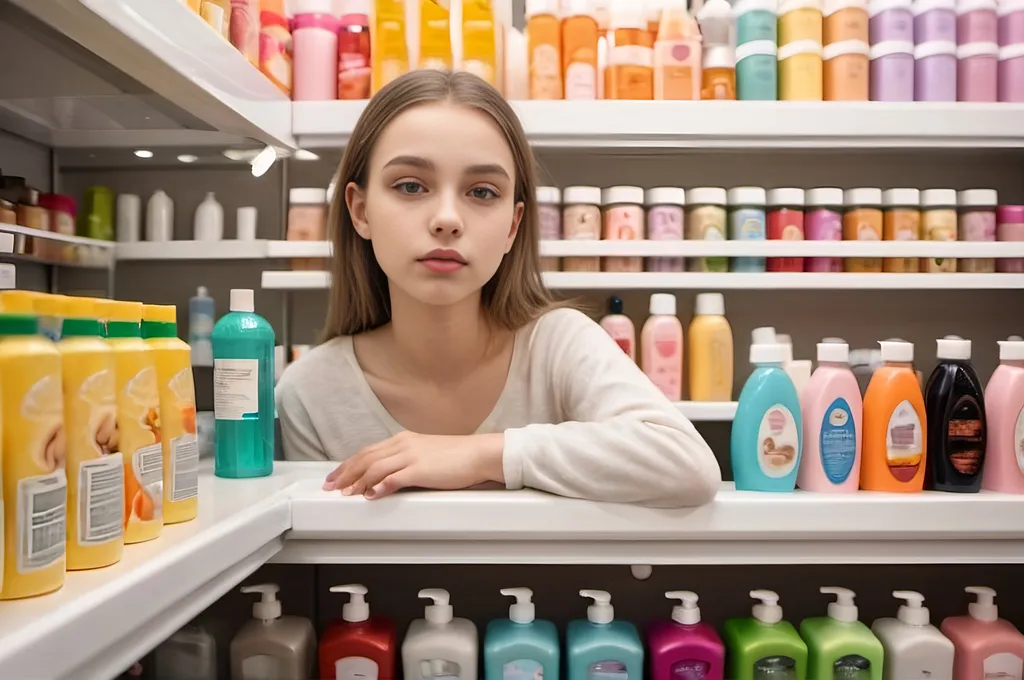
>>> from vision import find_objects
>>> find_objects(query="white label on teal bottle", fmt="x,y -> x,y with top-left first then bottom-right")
820,398 -> 857,484
589,660 -> 629,680
336,656 -> 379,680
214,358 -> 259,420
984,653 -> 1023,679
505,659 -> 542,680
757,404 -> 799,478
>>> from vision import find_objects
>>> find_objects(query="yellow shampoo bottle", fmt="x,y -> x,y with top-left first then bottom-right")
0,312 -> 66,599
372,0 -> 411,93
143,305 -> 199,525
57,297 -> 123,570
462,0 -> 499,86
420,0 -> 454,69
102,301 -> 163,544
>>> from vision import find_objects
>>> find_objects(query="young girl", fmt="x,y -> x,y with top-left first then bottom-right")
275,70 -> 721,507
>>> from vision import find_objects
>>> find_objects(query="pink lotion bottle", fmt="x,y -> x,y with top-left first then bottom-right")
941,586 -> 1024,680
642,293 -> 684,401
798,340 -> 864,492
649,591 -> 725,680
982,338 -> 1024,493
599,296 -> 636,361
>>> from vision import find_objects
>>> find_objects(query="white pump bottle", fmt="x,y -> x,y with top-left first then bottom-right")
870,591 -> 954,680
402,588 -> 479,680
230,583 -> 317,680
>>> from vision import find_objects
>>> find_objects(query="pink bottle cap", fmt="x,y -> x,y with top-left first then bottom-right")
291,12 -> 341,32
998,205 -> 1024,223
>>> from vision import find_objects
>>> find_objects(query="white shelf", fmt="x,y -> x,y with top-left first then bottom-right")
539,240 -> 1024,258
265,240 -> 333,258
6,0 -> 293,149
261,270 -> 331,290
678,401 -> 737,421
293,100 -> 1024,150
116,240 -> 271,261
0,223 -> 114,250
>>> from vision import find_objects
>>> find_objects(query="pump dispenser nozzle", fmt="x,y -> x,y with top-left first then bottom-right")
241,583 -> 282,622
330,584 -> 370,623
580,589 -> 614,624
419,588 -> 454,624
750,590 -> 783,624
966,586 -> 998,622
820,587 -> 858,623
666,591 -> 701,625
893,591 -> 930,626
500,587 -> 536,624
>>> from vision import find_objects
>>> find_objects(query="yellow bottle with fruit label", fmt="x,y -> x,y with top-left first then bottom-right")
142,305 -> 199,525
99,301 -> 162,544
0,290 -> 44,314
0,312 -> 66,599
32,293 -> 65,342
58,297 -> 123,570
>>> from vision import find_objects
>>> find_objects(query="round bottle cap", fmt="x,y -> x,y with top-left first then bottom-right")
821,586 -> 859,623
230,289 -> 255,313
525,0 -> 561,17
914,40 -> 958,59
536,186 -> 561,205
767,188 -> 805,207
999,0 -> 1024,15
893,591 -> 931,626
1002,44 -> 1024,60
750,590 -> 783,624
956,42 -> 999,59
936,336 -> 971,360
736,40 -> 779,61
817,341 -> 849,363
645,187 -> 686,207
957,188 -> 998,207
920,188 -> 958,207
912,0 -> 955,13
602,186 -> 645,206
778,39 -> 823,60
694,292 -> 725,316
689,187 -> 728,206
607,296 -> 625,315
733,0 -> 780,15
882,188 -> 920,207
727,187 -> 767,206
869,0 -> 911,15
563,186 -> 602,205
610,0 -> 646,30
580,589 -> 615,624
957,0 -> 997,14
805,187 -> 844,207
999,339 -> 1024,361
844,187 -> 883,206
290,187 -> 328,205
880,340 -> 914,362
823,40 -> 871,60
650,293 -> 677,316
780,0 -> 822,12
703,45 -> 736,69
776,333 -> 794,364
666,591 -> 701,625
823,0 -> 867,14
750,327 -> 786,364
871,40 -> 915,59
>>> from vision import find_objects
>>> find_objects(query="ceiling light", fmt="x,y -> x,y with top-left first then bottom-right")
250,145 -> 278,178
222,149 -> 259,162
134,149 -> 154,159
177,154 -> 198,163
294,149 -> 320,161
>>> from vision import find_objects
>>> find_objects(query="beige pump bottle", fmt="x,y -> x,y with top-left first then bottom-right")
230,583 -> 316,680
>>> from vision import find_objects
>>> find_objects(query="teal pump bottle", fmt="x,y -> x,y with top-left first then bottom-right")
484,588 -> 560,680
567,590 -> 643,680
731,327 -> 803,492
213,288 -> 275,478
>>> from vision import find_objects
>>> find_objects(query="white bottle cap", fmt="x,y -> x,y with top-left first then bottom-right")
882,188 -> 921,207
698,0 -> 734,19
602,186 -> 645,206
563,186 -> 602,205
778,39 -> 823,60
536,186 -> 561,205
821,586 -> 859,623
197,285 -> 209,298
871,40 -> 915,59
650,293 -> 677,316
330,584 -> 370,623
500,587 -> 535,624
893,590 -> 931,627
999,339 -> 1024,360
689,187 -> 728,206
936,336 -> 972,360
913,0 -> 955,14
241,583 -> 282,622
805,187 -> 844,207
869,0 -> 911,15
727,187 -> 767,206
823,39 -> 871,59
525,0 -> 561,17
767,188 -> 806,207
610,0 -> 647,29
580,589 -> 614,624
880,340 -> 914,362
750,590 -> 783,624
695,292 -> 725,316
419,588 -> 454,624
776,333 -> 794,364
752,326 -> 776,344
966,586 -> 998,622
955,41 -> 999,58
844,187 -> 883,206
703,45 -> 736,69
736,40 -> 779,61
957,188 -> 999,207
817,341 -> 849,363
733,0 -> 780,16
645,187 -> 686,207
230,289 -> 255,313
290,187 -> 328,205
666,591 -> 701,625
920,188 -> 957,207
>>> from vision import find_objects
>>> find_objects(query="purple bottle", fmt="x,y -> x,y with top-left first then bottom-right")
869,0 -> 913,44
1000,45 -> 1024,101
648,592 -> 725,680
804,188 -> 843,272
999,0 -> 1024,46
915,40 -> 958,99
869,40 -> 915,100
914,0 -> 957,42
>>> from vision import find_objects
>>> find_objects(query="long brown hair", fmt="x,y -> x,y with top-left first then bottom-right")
321,70 -> 556,341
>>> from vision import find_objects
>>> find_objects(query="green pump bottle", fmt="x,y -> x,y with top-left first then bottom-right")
722,590 -> 808,680
800,587 -> 884,680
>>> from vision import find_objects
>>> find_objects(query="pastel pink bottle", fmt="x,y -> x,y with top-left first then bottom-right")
600,296 -> 637,361
641,293 -> 683,401
798,340 -> 864,492
648,591 -> 725,680
982,338 -> 1024,493
941,587 -> 1024,680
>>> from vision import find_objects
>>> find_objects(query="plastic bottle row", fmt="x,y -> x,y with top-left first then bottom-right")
157,582 -> 1024,680
539,185 -> 1024,274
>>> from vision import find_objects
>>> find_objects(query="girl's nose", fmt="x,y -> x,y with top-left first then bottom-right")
429,192 -> 463,236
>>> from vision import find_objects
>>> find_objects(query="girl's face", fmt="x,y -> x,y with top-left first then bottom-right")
346,102 -> 524,309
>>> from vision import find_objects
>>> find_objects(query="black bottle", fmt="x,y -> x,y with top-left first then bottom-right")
924,336 -> 987,492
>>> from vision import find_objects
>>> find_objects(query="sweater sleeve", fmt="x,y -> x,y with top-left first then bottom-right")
501,308 -> 722,508
276,373 -> 329,462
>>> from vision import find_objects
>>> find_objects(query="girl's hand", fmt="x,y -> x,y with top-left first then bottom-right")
323,431 -> 505,499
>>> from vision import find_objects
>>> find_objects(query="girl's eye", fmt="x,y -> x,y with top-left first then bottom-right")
469,187 -> 498,200
395,181 -> 424,195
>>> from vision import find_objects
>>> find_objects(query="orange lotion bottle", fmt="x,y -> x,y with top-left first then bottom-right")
562,0 -> 600,99
701,46 -> 737,99
606,0 -> 655,100
526,0 -> 562,99
861,340 -> 927,492
654,0 -> 702,99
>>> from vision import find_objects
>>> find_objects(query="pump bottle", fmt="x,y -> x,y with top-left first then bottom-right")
230,583 -> 316,680
941,586 -> 1024,680
402,589 -> 479,680
982,338 -> 1024,493
566,590 -> 643,680
319,584 -> 397,680
799,587 -> 884,679
484,587 -> 560,680
722,590 -> 808,680
870,591 -> 954,680
648,591 -> 725,680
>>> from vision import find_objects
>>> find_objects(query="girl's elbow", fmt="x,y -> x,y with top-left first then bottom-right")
663,438 -> 723,508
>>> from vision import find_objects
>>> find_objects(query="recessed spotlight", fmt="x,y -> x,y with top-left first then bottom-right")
294,149 -> 319,161
134,149 -> 154,159
222,149 -> 258,161
177,154 -> 198,163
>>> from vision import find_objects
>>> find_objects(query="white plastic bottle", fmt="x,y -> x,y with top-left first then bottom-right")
402,589 -> 479,680
189,286 -> 215,367
146,189 -> 174,242
194,192 -> 224,241
870,591 -> 954,680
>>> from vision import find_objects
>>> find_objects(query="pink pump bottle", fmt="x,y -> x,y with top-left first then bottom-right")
941,586 -> 1024,680
982,338 -> 1024,493
648,591 -> 725,680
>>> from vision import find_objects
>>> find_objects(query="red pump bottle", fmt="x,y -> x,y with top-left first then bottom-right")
319,584 -> 397,680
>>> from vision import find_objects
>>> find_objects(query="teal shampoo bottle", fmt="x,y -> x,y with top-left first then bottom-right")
723,590 -> 808,680
800,587 -> 884,680
567,590 -> 643,680
732,327 -> 803,492
484,588 -> 560,680
213,288 -> 275,478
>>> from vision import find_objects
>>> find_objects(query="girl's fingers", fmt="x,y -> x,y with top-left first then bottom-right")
349,454 -> 410,498
365,469 -> 413,500
332,438 -> 403,492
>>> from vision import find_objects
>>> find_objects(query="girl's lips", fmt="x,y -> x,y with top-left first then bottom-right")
420,259 -> 467,273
